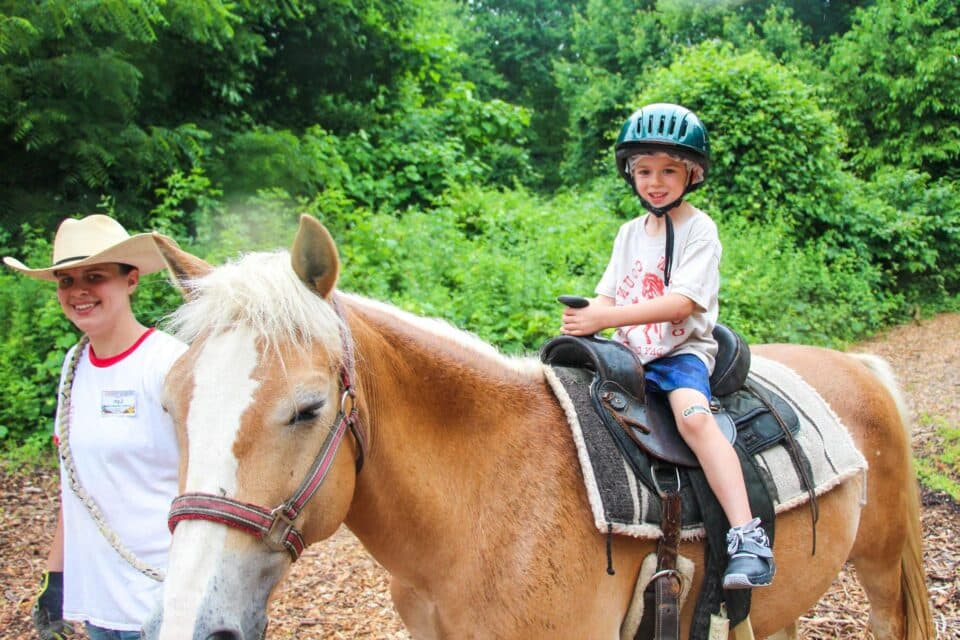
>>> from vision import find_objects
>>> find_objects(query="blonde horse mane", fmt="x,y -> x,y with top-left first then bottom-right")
343,293 -> 544,377
163,249 -> 345,363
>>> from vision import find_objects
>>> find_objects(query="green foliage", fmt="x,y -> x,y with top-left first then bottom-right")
554,61 -> 627,185
720,5 -> 818,69
0,224 -> 77,450
914,414 -> 960,501
459,0 -> 585,188
247,0 -> 420,132
193,189 -> 304,263
718,217 -> 896,345
825,0 -> 960,180
213,126 -> 350,199
844,168 -> 960,306
334,81 -> 535,211
149,167 -> 223,240
0,0 -> 222,229
0,0 -> 441,232
318,183 -> 618,352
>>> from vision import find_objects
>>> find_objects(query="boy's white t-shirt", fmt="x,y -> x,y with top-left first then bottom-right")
55,329 -> 186,631
595,209 -> 721,372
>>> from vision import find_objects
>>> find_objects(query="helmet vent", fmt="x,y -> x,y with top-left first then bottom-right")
678,120 -> 688,137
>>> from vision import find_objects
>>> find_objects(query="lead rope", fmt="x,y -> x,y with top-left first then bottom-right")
58,336 -> 165,581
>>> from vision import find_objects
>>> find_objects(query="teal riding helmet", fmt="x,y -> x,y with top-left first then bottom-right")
614,103 -> 711,193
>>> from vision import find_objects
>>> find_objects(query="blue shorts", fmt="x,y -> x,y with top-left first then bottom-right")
643,354 -> 712,400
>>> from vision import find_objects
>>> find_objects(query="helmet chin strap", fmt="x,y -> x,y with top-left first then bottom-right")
638,198 -> 678,287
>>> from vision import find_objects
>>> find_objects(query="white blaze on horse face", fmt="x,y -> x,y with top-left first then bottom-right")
184,327 -> 261,493
158,328 -> 262,639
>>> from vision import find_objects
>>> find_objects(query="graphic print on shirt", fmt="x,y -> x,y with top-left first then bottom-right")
614,255 -> 685,360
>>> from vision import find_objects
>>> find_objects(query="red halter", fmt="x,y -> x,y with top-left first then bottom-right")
167,298 -> 366,561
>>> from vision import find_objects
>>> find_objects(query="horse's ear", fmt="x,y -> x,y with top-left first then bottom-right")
152,232 -> 212,299
291,215 -> 339,299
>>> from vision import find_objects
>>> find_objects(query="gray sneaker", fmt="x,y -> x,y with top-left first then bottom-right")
722,517 -> 775,589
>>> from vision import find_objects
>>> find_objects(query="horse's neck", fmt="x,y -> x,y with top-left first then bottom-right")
343,302 -> 580,580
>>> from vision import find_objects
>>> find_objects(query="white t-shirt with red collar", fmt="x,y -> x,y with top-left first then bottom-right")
595,209 -> 721,372
55,328 -> 186,631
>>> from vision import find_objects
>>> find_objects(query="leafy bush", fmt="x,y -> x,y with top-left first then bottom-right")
718,217 -> 897,346
857,169 -> 960,307
0,225 -> 78,452
825,0 -> 960,181
338,81 -> 536,212
212,126 -> 351,200
320,183 -> 619,354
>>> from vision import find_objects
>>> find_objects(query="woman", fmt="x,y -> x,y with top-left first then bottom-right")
5,214 -> 186,639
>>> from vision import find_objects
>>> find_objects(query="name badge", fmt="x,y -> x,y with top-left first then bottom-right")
101,390 -> 137,417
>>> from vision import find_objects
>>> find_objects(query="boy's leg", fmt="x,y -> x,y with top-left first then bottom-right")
667,388 -> 751,526
668,387 -> 775,588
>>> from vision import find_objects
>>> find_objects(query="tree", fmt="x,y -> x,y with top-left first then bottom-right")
460,0 -> 585,188
0,1 -> 440,228
825,0 -> 960,180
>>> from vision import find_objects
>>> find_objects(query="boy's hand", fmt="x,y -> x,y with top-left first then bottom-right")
32,571 -> 74,639
561,303 -> 608,336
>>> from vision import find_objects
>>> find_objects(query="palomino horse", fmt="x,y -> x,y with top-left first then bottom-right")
143,216 -> 933,640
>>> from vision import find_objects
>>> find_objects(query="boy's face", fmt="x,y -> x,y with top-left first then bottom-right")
630,153 -> 689,209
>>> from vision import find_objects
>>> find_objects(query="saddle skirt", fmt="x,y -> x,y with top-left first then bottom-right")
542,354 -> 868,540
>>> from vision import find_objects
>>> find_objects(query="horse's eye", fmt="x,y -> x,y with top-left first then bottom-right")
288,401 -> 325,426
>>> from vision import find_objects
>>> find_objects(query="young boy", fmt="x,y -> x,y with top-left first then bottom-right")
560,103 -> 775,589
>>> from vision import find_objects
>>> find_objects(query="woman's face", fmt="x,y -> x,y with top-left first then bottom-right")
54,263 -> 138,338
630,153 -> 690,208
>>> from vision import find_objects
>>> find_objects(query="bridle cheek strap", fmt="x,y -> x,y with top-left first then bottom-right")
167,372 -> 363,561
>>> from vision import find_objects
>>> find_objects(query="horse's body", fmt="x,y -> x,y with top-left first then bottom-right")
143,216 -> 933,640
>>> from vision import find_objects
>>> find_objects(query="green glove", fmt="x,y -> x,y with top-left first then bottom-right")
32,571 -> 74,640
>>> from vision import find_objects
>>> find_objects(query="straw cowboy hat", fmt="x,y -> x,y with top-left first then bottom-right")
3,214 -> 167,282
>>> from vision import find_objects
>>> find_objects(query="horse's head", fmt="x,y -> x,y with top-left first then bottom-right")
143,216 -> 365,640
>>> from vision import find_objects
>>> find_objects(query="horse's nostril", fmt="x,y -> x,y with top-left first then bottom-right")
206,633 -> 239,640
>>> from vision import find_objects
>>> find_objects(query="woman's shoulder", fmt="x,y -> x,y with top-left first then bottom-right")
144,329 -> 188,358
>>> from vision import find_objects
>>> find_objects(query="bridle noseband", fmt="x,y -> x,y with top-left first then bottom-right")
167,298 -> 366,561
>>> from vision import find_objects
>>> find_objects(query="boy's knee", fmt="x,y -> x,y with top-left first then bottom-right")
678,404 -> 714,435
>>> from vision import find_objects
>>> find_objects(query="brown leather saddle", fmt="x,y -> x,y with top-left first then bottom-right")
540,324 -> 752,468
